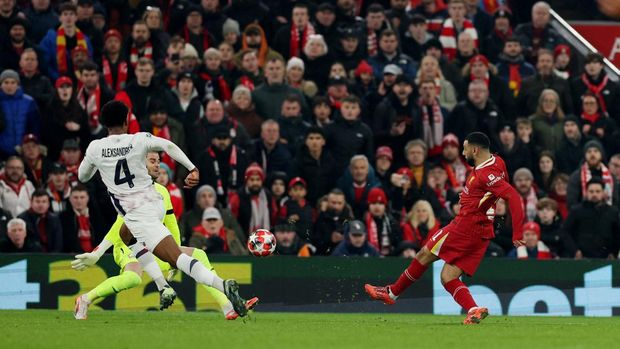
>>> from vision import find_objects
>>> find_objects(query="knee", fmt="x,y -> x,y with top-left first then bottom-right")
125,270 -> 143,289
440,274 -> 455,286
416,247 -> 434,264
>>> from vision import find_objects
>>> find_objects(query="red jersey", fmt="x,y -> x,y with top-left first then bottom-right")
452,155 -> 517,239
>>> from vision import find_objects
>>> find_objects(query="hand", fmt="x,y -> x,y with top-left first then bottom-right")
595,127 -> 605,138
288,214 -> 300,222
71,252 -> 100,271
65,121 -> 81,131
184,168 -> 199,188
582,124 -> 591,135
378,82 -> 387,95
331,231 -> 344,243
512,239 -> 525,247
575,250 -> 583,259
390,173 -> 403,187
427,175 -> 437,189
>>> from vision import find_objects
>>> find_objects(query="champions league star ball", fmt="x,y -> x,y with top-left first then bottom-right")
247,229 -> 276,257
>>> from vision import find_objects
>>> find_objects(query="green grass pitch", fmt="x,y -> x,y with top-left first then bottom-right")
1,310 -> 619,349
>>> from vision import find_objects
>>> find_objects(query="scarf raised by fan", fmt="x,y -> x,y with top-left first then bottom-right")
56,27 -> 87,75
516,241 -> 551,259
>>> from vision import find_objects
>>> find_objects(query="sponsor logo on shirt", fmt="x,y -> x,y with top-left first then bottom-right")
486,172 -> 504,186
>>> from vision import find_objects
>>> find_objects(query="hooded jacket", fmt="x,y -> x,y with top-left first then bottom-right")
0,88 -> 40,157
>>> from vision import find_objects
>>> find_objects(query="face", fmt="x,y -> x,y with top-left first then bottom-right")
448,2 -> 466,22
202,0 -> 219,11
514,175 -> 533,194
32,0 -> 49,11
329,64 -> 346,78
186,11 -> 203,28
8,223 -> 26,249
270,179 -> 286,197
419,82 -> 436,100
314,104 -> 331,121
9,25 -> 25,42
1,78 -> 19,95
393,82 -> 413,99
553,179 -> 567,196
457,34 -> 475,54
57,84 -> 73,102
537,53 -> 554,75
585,61 -> 604,77
21,141 -> 40,160
340,102 -> 360,120
305,133 -> 325,152
430,167 -> 448,186
369,202 -> 385,217
31,195 -> 50,214
287,66 -> 304,82
609,157 -> 620,178
315,10 -> 336,26
206,101 -> 224,123
461,140 -> 476,166
197,190 -> 216,209
495,199 -> 506,215
60,10 -> 77,27
246,33 -> 261,47
406,145 -> 425,166
563,121 -> 579,139
523,229 -> 539,248
178,78 -> 194,96
379,35 -> 398,54
532,4 -> 550,28
409,23 -> 427,37
146,152 -> 160,179
50,172 -> 67,189
145,11 -> 161,29
242,52 -> 259,72
289,185 -> 307,200
93,14 -> 106,30
328,84 -> 348,99
555,53 -> 570,68
341,37 -> 359,53
212,135 -> 231,151
517,123 -> 532,139
367,11 -> 385,30
503,41 -> 521,57
5,158 -> 24,183
246,175 -> 263,193
349,233 -> 366,248
132,24 -> 150,45
383,73 -> 397,86
415,206 -> 430,222
499,129 -> 515,146
105,36 -> 121,54
261,123 -> 280,145
539,155 -> 554,174
203,217 -> 224,235
281,101 -> 301,118
586,184 -> 604,203
376,156 -> 391,172
582,96 -> 598,115
233,92 -> 251,110
421,57 -> 438,77
426,47 -> 442,60
292,7 -> 309,27
218,43 -> 234,60
69,190 -> 89,211
80,70 -> 99,89
442,144 -> 459,161
350,159 -> 369,183
61,149 -> 81,165
541,92 -> 558,115
585,147 -> 602,167
265,60 -> 285,84
307,40 -> 325,57
77,4 -> 93,21
495,16 -> 510,32
205,54 -> 221,71
537,207 -> 556,224
275,230 -> 296,247
468,82 -> 488,105
327,193 -> 346,212
471,61 -> 488,78
135,64 -> 154,85
156,168 -> 169,186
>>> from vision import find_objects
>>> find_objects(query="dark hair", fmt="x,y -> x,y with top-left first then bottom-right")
283,94 -> 302,105
465,132 -> 490,149
79,60 -> 99,73
59,3 -> 78,14
71,183 -> 89,193
292,2 -> 309,11
100,100 -> 129,128
32,188 -> 49,200
329,188 -> 345,196
305,126 -> 325,139
341,95 -> 361,105
379,29 -> 397,40
367,3 -> 385,13
586,177 -> 605,189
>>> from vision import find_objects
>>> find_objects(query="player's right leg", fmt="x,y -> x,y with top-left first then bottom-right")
365,246 -> 439,304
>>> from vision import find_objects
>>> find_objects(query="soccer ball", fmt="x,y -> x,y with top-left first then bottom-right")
247,229 -> 276,257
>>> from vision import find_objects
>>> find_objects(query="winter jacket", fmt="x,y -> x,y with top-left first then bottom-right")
555,135 -> 590,174
19,73 -> 54,110
252,82 -> 310,120
529,113 -> 565,154
517,74 -> 574,117
460,73 -> 516,120
567,167 -> 620,210
324,115 -> 374,176
0,176 -> 35,217
60,207 -> 106,253
331,230 -> 381,257
39,28 -> 94,80
288,145 -> 339,205
196,145 -> 250,206
187,117 -> 252,161
368,51 -> 418,81
123,80 -> 181,122
278,115 -> 311,156
313,206 -> 354,255
18,209 -> 63,253
336,166 -> 382,219
571,72 -> 620,123
251,140 -> 292,175
40,97 -> 90,161
562,201 -> 620,258
446,99 -> 503,149
495,54 -> 536,94
514,23 -> 564,60
0,88 -> 40,157
496,140 -> 535,177
24,6 -> 59,43
535,215 -> 564,257
226,102 -> 264,139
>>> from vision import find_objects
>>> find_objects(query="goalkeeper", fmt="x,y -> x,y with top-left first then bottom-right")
71,151 -> 257,320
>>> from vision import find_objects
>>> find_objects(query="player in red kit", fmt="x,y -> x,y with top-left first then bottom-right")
365,132 -> 525,324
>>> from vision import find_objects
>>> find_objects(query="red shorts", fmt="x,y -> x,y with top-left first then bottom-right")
424,222 -> 490,276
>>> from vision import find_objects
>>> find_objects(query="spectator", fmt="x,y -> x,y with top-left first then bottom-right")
365,64 -> 401,115
496,121 -> 533,177
173,72 -> 203,126
16,134 -> 53,188
252,57 -> 310,120
123,20 -> 164,79
534,197 -> 564,257
415,55 -> 458,111
363,187 -> 401,256
401,14 -> 433,62
18,48 -> 54,111
239,23 -> 282,68
609,154 -> 620,180
368,29 -> 417,81
25,0 -> 59,43
123,58 -> 177,122
518,49 -> 574,116
77,61 -> 114,138
230,163 -> 277,239
141,100 -> 187,174
289,126 -> 338,205
464,0 -> 493,39
40,76 -> 90,161
197,47 -> 232,103
385,0 -> 409,31
156,163 -> 184,220
495,37 -> 536,98
481,7 -> 514,63
196,124 -> 249,207
337,155 -> 381,218
310,95 -> 333,127
75,0 -> 103,59
200,0 -> 229,44
418,78 -> 450,158
278,177 -> 314,241
252,119 -> 292,175
278,94 -> 310,156
529,89 -> 566,154
535,151 -> 559,193
18,188 -> 63,252
100,29 -> 128,93
579,91 -> 619,153
181,5 -> 215,59
59,184 -> 104,253
452,32 -> 478,70
325,76 -> 350,111
0,18 -> 42,74
45,163 -> 70,214
273,3 -> 314,60
373,75 -> 422,163
514,167 -> 544,221
221,20 -> 240,52
568,140 -> 619,210
554,44 -> 574,79
189,207 -> 229,254
156,37 -> 186,90
273,222 -> 312,256
324,95 -> 374,176
507,222 -> 551,259
427,164 -> 460,222
314,3 -> 338,49
235,49 -> 264,90
438,133 -> 470,192
182,43 -> 201,73
58,139 -> 81,187
514,1 -> 563,63
331,219 -> 380,257
409,0 -> 448,35
142,6 -> 170,53
423,38 -> 464,94
489,198 -> 512,255
447,79 -> 502,149
313,188 -> 353,255
363,4 -> 391,58
0,69 -> 40,158
549,173 -> 569,219
563,178 -> 620,259
571,52 -> 620,123
375,146 -> 394,190
335,26 -> 364,75
0,217 -> 42,252
0,156 -> 35,217
401,199 -> 441,251
285,57 -> 318,99
227,85 -> 263,139
302,34 -> 333,92
439,0 -> 478,61
556,115 -> 589,174
266,171 -> 287,215
39,3 -> 93,80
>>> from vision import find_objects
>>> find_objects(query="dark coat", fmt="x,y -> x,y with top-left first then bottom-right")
196,145 -> 250,206
571,72 -> 620,123
18,209 -> 63,253
324,115 -> 374,176
562,201 -> 620,258
41,96 -> 91,161
517,74 -> 574,117
60,207 -> 106,253
331,230 -> 381,257
288,145 -> 339,205
313,206 -> 354,255
460,74 -> 516,120
19,73 -> 54,111
251,140 -> 292,175
447,99 -> 503,149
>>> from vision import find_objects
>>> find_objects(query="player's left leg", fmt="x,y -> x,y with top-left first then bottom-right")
440,263 -> 488,325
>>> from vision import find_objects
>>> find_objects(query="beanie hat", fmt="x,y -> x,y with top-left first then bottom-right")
354,60 -> 373,77
0,69 -> 20,84
182,43 -> 199,59
195,185 -> 216,202
222,18 -> 240,36
286,57 -> 305,71
513,168 -> 534,181
159,162 -> 173,180
523,221 -> 541,238
583,140 -> 605,158
245,163 -> 265,182
367,187 -> 387,205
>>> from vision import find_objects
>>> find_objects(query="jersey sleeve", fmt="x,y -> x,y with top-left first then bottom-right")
103,214 -> 125,246
142,133 -> 196,172
483,167 -> 525,241
78,143 -> 98,183
155,183 -> 181,246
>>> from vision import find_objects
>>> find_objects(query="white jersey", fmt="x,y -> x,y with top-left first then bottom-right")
78,132 -> 195,197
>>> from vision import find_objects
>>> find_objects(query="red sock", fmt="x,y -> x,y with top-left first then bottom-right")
443,278 -> 477,311
389,259 -> 428,296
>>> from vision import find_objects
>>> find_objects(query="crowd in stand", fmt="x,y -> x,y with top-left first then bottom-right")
0,0 -> 619,260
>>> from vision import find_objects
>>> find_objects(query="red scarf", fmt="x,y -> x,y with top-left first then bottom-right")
441,159 -> 469,189
193,224 -> 228,252
581,74 -> 610,113
102,56 -> 128,92
581,111 -> 601,125
56,26 -> 87,75
439,18 -> 478,60
580,163 -> 614,206
517,241 -> 551,259
208,145 -> 238,196
419,98 -> 444,157
36,214 -> 48,252
289,22 -> 315,58
130,41 -> 153,68
1,175 -> 27,195
521,187 -> 539,222
239,75 -> 255,91
77,85 -> 101,131
184,25 -> 210,52
367,28 -> 377,57
494,27 -> 513,42
364,212 -> 381,251
200,72 -> 232,101
508,64 -> 522,96
152,125 -> 176,172
353,182 -> 366,203
76,210 -> 93,252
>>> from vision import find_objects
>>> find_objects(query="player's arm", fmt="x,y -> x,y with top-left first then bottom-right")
143,133 -> 196,172
78,145 -> 98,183
486,174 -> 526,246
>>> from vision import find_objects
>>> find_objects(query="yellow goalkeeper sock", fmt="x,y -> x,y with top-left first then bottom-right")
191,248 -> 234,314
86,270 -> 142,303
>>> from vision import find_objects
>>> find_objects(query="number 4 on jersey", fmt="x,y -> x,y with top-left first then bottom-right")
114,159 -> 135,188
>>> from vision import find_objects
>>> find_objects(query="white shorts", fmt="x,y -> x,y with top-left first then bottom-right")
109,187 -> 171,251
